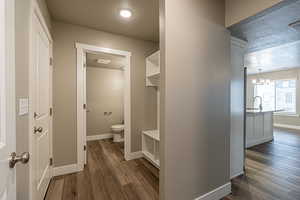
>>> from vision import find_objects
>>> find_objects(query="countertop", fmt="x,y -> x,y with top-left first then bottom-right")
246,109 -> 284,114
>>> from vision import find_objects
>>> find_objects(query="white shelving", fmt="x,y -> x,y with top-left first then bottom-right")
143,50 -> 160,168
146,50 -> 160,87
142,130 -> 160,168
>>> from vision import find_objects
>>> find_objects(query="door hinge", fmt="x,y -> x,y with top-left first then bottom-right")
49,158 -> 53,166
83,63 -> 87,68
83,104 -> 86,109
34,112 -> 38,119
84,145 -> 86,151
50,57 -> 53,66
50,108 -> 53,116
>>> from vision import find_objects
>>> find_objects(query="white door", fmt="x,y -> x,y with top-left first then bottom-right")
31,13 -> 52,200
0,0 -> 17,199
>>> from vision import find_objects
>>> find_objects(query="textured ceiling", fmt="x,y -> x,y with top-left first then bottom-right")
86,52 -> 126,70
245,41 -> 300,74
229,0 -> 300,53
229,0 -> 300,74
46,0 -> 159,42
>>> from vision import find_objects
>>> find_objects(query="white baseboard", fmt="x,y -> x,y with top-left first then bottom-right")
142,151 -> 160,168
53,164 -> 79,176
230,171 -> 244,179
195,182 -> 231,200
246,136 -> 273,148
125,151 -> 143,161
86,133 -> 113,141
274,123 -> 300,130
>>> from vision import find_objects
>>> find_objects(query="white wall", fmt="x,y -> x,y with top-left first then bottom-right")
86,66 -> 124,136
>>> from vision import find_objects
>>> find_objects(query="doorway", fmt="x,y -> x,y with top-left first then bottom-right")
228,1 -> 300,199
76,43 -> 131,170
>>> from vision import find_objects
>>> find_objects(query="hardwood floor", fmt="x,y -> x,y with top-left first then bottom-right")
46,128 -> 300,200
225,128 -> 300,200
45,139 -> 159,200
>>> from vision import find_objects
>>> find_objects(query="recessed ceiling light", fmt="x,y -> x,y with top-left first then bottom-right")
120,9 -> 132,18
97,59 -> 111,64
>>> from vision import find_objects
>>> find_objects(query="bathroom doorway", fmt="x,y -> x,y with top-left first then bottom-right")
86,52 -> 126,146
76,43 -> 131,169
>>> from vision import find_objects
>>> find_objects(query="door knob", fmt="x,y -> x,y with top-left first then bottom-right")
34,126 -> 43,134
9,152 -> 30,168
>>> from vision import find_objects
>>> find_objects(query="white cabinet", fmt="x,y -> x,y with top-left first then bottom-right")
146,50 -> 160,87
246,112 -> 274,148
142,130 -> 160,168
230,37 -> 247,179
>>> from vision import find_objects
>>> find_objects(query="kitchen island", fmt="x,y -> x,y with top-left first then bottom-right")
246,110 -> 275,148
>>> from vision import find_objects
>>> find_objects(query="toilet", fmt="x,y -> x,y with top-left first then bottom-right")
111,124 -> 125,142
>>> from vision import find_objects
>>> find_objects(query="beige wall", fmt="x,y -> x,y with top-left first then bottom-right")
52,21 -> 158,166
36,0 -> 52,31
247,69 -> 300,127
15,0 -> 51,200
86,67 -> 124,136
15,1 -> 30,200
160,0 -> 231,199
225,0 -> 282,27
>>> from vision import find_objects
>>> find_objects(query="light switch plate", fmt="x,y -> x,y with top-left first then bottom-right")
19,98 -> 29,116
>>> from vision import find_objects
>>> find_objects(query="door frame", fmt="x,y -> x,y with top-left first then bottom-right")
76,43 -> 132,170
28,1 -> 53,200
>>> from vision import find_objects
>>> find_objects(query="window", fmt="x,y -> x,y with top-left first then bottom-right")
255,82 -> 275,111
275,80 -> 296,113
254,79 -> 296,114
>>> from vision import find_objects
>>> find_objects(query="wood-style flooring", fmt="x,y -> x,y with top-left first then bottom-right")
224,128 -> 300,200
45,139 -> 159,200
46,128 -> 300,200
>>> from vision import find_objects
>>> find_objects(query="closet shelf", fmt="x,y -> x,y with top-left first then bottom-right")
142,130 -> 160,141
146,50 -> 160,87
142,129 -> 160,168
146,72 -> 160,79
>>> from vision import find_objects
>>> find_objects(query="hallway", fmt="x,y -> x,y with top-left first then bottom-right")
45,140 -> 159,200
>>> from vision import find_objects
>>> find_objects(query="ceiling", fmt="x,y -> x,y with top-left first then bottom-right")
86,52 -> 126,70
245,41 -> 300,74
229,0 -> 300,53
46,0 -> 159,42
229,0 -> 300,74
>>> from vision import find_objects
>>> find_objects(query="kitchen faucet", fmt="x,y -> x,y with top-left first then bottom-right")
253,96 -> 263,111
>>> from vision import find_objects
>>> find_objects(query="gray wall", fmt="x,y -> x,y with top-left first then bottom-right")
86,66 -> 124,136
160,0 -> 231,199
225,0 -> 282,27
247,69 -> 300,127
15,0 -> 52,200
15,1 -> 30,200
52,21 -> 158,166
36,0 -> 52,30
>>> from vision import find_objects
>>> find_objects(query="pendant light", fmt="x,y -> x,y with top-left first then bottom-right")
251,69 -> 271,85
